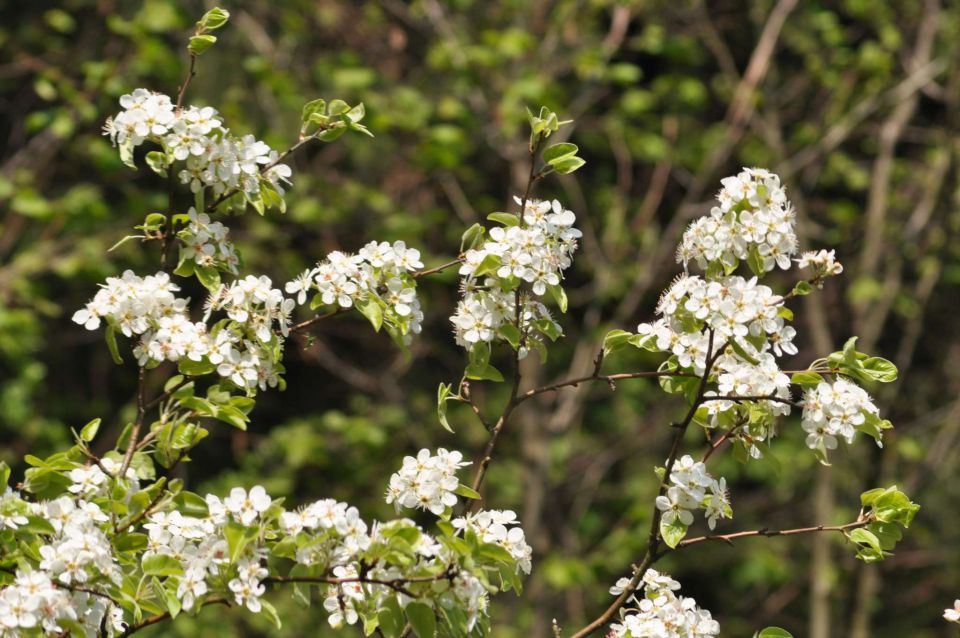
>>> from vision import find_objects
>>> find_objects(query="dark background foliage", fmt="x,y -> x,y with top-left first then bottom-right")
1,1 -> 958,636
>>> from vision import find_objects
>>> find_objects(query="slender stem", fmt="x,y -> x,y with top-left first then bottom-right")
515,369 -> 698,406
412,257 -> 462,279
701,394 -> 800,407
287,307 -> 348,334
569,332 -> 726,638
465,137 -> 545,504
119,366 -> 147,478
174,54 -> 197,112
675,518 -> 869,549
119,596 -> 230,637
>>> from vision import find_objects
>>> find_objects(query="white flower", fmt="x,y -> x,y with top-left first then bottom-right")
386,448 -> 469,516
223,486 -> 272,526
944,600 -> 960,623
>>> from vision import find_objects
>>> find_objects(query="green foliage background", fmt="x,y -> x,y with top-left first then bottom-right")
1,0 -> 958,636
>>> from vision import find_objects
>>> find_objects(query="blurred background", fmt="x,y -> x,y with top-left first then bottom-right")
1,0 -> 959,636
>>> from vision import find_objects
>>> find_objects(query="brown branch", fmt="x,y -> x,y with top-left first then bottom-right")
413,257 -> 462,279
118,596 -> 230,637
515,368 -> 698,406
676,519 -> 869,549
119,366 -> 147,478
569,333 -> 726,638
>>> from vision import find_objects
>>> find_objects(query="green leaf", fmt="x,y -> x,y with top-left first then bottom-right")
790,371 -> 823,387
79,418 -> 101,442
487,212 -> 520,227
105,325 -> 123,365
0,462 -> 9,488
602,329 -> 634,356
224,521 -> 259,562
355,295 -> 384,332
178,359 -> 215,376
454,484 -> 481,500
860,356 -> 898,383
659,517 -> 688,549
498,323 -> 521,348
119,140 -> 136,169
729,339 -> 760,365
791,280 -> 814,296
542,142 -> 578,163
195,265 -> 221,291
460,223 -> 486,252
114,532 -> 149,553
142,554 -> 183,577
198,7 -> 230,31
747,248 -> 766,277
754,628 -> 793,638
464,362 -> 504,383
547,283 -> 568,313
405,602 -> 436,638
550,155 -> 586,174
258,599 -> 282,629
215,405 -> 249,431
145,151 -> 168,177
301,99 -> 327,125
187,34 -> 217,55
378,597 -> 405,638
437,383 -> 455,433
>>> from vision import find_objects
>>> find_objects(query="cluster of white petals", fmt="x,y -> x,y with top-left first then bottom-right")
71,270 -> 210,367
801,379 -> 880,451
656,456 -> 731,531
385,448 -> 470,516
452,509 -> 533,574
451,198 -> 580,356
104,89 -> 290,199
795,249 -> 844,282
609,569 -> 720,638
286,240 -> 425,342
178,208 -> 239,274
677,167 -> 797,273
72,271 -> 293,393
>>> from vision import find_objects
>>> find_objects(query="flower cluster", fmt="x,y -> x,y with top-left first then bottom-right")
801,379 -> 880,452
635,274 -> 796,443
656,456 -> 732,531
385,448 -> 470,516
451,198 -> 580,356
71,270 -> 210,367
609,569 -> 720,638
287,240 -> 425,343
795,248 -> 844,282
638,274 -> 797,366
452,509 -> 533,574
178,208 -> 240,274
203,275 -> 293,391
104,89 -> 290,200
0,570 -> 122,636
72,271 -> 293,393
677,167 -> 798,273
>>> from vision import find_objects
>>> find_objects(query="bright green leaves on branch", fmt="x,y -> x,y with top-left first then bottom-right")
848,486 -> 920,563
542,142 -> 585,175
826,337 -> 899,384
188,8 -> 230,56
300,98 -> 372,140
526,106 -> 570,149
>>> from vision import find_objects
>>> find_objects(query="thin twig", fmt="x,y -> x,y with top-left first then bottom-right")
119,366 -> 147,478
676,518 -> 869,549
